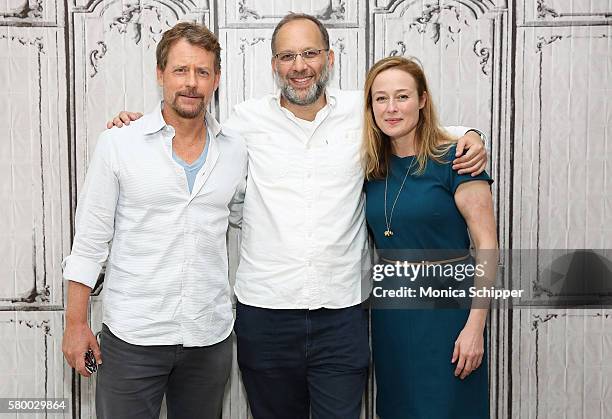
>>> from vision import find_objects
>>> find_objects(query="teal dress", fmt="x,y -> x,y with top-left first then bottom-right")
365,144 -> 492,419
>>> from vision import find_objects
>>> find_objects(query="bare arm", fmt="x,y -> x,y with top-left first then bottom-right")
62,281 -> 101,377
451,180 -> 498,379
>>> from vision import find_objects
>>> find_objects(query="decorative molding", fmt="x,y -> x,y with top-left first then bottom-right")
0,285 -> 50,305
473,40 -> 491,75
238,0 -> 261,20
535,35 -> 563,53
0,33 -> 44,52
0,34 -> 51,307
536,0 -> 611,20
406,1 -> 494,48
532,312 -> 612,331
536,0 -> 558,19
6,318 -> 52,335
0,0 -> 43,20
331,37 -> 346,88
238,37 -> 267,101
314,0 -> 345,20
89,41 -> 107,78
88,3 -> 173,78
238,0 -> 346,21
108,3 -> 167,45
388,40 -> 406,56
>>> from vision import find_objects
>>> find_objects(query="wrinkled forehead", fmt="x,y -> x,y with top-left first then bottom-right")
166,39 -> 215,65
274,19 -> 326,52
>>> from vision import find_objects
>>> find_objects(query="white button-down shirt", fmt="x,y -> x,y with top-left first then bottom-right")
63,103 -> 247,346
225,88 -> 472,310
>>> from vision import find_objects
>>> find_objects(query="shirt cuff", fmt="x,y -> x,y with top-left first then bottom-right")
62,255 -> 102,289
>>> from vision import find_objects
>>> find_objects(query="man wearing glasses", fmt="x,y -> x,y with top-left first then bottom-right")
226,13 -> 487,419
110,13 -> 487,419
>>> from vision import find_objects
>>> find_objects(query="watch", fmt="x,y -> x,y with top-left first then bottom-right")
465,128 -> 486,144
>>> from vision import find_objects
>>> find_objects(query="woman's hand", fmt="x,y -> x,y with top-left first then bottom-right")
451,323 -> 485,380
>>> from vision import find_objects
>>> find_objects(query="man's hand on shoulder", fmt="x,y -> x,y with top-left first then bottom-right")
452,130 -> 487,176
106,111 -> 143,129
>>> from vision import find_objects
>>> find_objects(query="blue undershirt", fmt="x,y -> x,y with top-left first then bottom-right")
172,130 -> 210,193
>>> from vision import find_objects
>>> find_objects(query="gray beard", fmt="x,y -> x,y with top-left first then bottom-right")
275,63 -> 331,106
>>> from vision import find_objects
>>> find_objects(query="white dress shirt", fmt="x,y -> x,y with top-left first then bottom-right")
63,103 -> 247,347
225,88 -> 473,310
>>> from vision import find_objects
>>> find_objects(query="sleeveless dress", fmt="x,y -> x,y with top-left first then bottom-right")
365,144 -> 492,419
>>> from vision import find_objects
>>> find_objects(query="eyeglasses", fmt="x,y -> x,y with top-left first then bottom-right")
273,49 -> 329,63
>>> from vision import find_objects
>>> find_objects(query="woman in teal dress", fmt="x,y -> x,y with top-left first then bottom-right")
362,57 -> 497,418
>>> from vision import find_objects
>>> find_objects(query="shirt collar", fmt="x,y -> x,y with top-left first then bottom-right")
142,101 -> 223,139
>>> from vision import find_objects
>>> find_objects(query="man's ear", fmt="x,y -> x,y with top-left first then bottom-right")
327,48 -> 335,70
213,70 -> 221,92
156,66 -> 164,87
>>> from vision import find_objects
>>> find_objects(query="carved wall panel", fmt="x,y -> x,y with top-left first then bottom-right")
371,0 -> 501,140
511,22 -> 612,419
0,27 -> 70,309
513,25 -> 611,251
0,1 -> 610,418
520,0 -> 612,26
70,0 -> 212,193
219,0 -> 361,28
512,309 -> 612,418
0,311 -> 68,417
0,0 -> 62,26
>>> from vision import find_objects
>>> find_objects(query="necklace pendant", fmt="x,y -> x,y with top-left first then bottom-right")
384,230 -> 394,237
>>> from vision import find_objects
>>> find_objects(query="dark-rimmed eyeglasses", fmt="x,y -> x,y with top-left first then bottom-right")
273,49 -> 329,63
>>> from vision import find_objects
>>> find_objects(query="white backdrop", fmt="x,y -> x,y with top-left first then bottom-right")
0,1 -> 611,418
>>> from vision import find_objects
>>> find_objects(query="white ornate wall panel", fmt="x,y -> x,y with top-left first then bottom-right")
0,0 -> 63,26
519,0 -> 612,26
1,1 -> 610,418
0,311 -> 69,418
514,25 -> 611,250
219,0 -> 361,27
70,0 -> 212,192
0,27 -> 70,309
512,309 -> 612,419
511,6 -> 612,419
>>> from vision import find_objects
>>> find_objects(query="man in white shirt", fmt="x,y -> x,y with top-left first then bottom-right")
62,23 -> 247,419
110,13 -> 487,419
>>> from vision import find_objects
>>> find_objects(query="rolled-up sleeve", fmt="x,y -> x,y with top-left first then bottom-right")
62,131 -> 119,289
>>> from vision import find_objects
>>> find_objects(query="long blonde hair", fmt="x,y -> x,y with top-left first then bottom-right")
362,56 -> 455,180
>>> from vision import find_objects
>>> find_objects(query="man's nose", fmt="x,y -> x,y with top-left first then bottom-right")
291,54 -> 308,72
185,68 -> 197,86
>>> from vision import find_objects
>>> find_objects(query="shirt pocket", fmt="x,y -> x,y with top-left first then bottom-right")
321,129 -> 363,178
246,134 -> 290,179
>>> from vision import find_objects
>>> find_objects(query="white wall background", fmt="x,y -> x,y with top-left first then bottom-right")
0,1 -> 610,418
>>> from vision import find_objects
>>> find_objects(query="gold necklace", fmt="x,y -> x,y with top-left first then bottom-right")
383,157 -> 416,237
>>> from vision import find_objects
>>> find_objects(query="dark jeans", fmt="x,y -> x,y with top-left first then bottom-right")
96,324 -> 232,419
234,301 -> 370,419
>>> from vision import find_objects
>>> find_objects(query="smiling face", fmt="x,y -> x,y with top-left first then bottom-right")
156,38 -> 220,119
370,68 -> 426,143
272,18 -> 334,106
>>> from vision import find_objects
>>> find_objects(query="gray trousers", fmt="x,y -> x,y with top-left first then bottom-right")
96,324 -> 232,419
